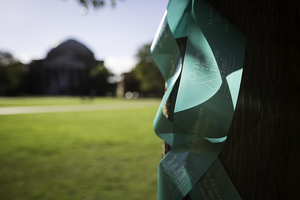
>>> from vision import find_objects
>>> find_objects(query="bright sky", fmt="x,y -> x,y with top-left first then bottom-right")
0,0 -> 168,75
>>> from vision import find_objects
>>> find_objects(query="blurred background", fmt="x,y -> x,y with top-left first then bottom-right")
0,0 -> 169,98
0,1 -> 168,199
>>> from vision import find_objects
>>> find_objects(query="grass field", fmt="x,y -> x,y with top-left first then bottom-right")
0,96 -> 160,107
0,97 -> 162,200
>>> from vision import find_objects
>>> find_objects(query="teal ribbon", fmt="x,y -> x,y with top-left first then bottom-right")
151,0 -> 245,199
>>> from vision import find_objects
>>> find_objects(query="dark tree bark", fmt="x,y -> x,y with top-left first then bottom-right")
207,0 -> 300,199
162,0 -> 300,199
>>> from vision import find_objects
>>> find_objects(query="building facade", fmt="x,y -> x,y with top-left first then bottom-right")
24,39 -> 104,95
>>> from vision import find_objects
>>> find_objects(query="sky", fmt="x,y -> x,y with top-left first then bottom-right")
0,0 -> 169,75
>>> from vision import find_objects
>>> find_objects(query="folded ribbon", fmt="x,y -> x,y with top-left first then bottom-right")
151,0 -> 245,199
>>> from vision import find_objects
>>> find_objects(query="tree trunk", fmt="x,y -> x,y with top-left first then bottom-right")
162,0 -> 300,199
207,0 -> 300,199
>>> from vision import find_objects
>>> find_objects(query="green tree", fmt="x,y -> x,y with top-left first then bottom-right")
77,0 -> 118,8
89,63 -> 116,96
131,44 -> 165,95
0,51 -> 23,95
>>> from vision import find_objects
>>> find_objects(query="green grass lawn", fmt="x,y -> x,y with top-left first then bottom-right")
0,96 -> 160,107
0,97 -> 162,200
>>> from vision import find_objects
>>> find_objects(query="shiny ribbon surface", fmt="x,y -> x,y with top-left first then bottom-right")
151,0 -> 245,199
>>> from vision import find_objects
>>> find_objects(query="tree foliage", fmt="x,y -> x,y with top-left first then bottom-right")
89,64 -> 116,96
0,51 -> 23,95
131,44 -> 165,95
77,0 -> 119,8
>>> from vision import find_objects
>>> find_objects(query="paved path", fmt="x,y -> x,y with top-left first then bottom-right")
0,102 -> 160,115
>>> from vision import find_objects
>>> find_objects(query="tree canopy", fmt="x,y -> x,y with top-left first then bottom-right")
89,64 -> 116,96
0,51 -> 23,95
130,44 -> 165,95
77,0 -> 119,8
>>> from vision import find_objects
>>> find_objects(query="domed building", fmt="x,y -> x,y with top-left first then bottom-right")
25,39 -> 105,95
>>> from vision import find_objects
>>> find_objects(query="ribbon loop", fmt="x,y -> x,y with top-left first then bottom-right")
152,0 -> 245,199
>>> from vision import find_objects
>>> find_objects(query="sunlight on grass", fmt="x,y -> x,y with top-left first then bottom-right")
0,98 -> 162,200
0,96 -> 160,107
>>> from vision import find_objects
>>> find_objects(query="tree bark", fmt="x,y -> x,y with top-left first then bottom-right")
206,0 -> 300,199
162,0 -> 300,199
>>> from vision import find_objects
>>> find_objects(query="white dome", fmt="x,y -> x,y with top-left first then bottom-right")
47,39 -> 94,59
